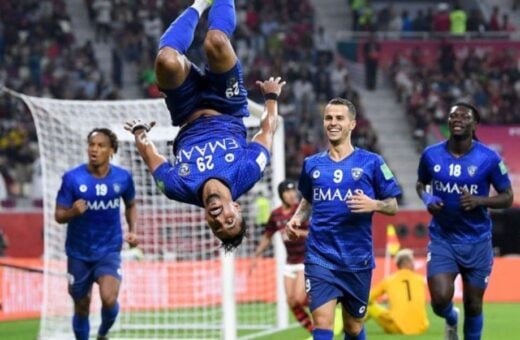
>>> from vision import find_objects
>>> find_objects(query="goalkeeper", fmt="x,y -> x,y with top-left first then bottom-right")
125,0 -> 285,251
366,249 -> 429,335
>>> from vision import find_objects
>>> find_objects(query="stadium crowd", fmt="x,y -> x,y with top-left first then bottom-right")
2,0 -> 381,204
389,41 -> 519,149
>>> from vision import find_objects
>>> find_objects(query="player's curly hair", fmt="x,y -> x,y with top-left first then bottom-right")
87,128 -> 119,153
220,221 -> 247,253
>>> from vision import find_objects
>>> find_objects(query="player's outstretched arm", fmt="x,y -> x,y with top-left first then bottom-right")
55,199 -> 87,224
124,120 -> 167,173
252,77 -> 286,151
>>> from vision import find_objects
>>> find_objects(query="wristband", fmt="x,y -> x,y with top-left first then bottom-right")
264,93 -> 279,101
421,192 -> 442,207
131,122 -> 152,134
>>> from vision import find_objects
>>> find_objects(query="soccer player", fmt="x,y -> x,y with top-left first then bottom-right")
125,0 -> 285,251
416,103 -> 513,340
55,128 -> 138,340
287,98 -> 401,340
366,248 -> 429,335
249,179 -> 312,333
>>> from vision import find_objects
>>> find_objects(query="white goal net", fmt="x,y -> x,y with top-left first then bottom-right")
17,93 -> 288,340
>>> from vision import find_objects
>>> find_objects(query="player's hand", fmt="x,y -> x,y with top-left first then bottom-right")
72,199 -> 87,216
347,191 -> 377,213
125,232 -> 139,248
286,218 -> 301,240
422,192 -> 444,215
256,76 -> 286,97
248,258 -> 258,276
124,119 -> 156,135
460,189 -> 481,211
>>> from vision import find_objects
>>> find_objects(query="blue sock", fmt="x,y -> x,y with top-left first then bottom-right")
98,302 -> 120,336
313,328 -> 334,340
72,314 -> 90,340
159,7 -> 199,53
464,314 -> 483,340
345,326 -> 366,340
208,0 -> 236,37
434,303 -> 458,326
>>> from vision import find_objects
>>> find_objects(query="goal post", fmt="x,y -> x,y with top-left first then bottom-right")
14,92 -> 288,339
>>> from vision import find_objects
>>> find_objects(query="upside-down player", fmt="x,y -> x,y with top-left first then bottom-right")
125,0 -> 285,251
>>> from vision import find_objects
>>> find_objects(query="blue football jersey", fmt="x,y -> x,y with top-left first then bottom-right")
56,164 -> 135,261
418,141 -> 512,243
299,148 -> 401,272
153,115 -> 270,206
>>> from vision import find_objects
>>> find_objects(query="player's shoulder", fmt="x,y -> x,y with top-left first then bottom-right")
303,150 -> 328,164
473,140 -> 500,159
422,140 -> 447,156
64,163 -> 88,177
110,164 -> 133,178
354,147 -> 384,162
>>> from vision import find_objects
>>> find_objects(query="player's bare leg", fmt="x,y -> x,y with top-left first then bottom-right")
462,281 -> 485,340
97,275 -> 121,339
341,304 -> 366,339
204,0 -> 237,73
428,273 -> 459,340
73,293 -> 92,340
285,270 -> 312,332
155,0 -> 213,89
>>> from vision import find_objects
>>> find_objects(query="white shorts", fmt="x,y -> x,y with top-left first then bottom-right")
283,263 -> 305,279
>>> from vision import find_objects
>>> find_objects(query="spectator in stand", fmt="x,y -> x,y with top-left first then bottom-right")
488,6 -> 500,31
433,3 -> 450,32
0,227 -> 8,257
363,34 -> 380,91
449,3 -> 467,35
501,14 -> 516,32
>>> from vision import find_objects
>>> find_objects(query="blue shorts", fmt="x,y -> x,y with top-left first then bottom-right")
67,252 -> 122,300
427,238 -> 493,289
161,61 -> 249,126
305,263 -> 372,318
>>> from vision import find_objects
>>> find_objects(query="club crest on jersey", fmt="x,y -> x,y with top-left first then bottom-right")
179,163 -> 190,177
467,165 -> 477,177
351,167 -> 363,180
113,183 -> 121,193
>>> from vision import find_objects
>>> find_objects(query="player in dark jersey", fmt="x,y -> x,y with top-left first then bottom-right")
287,98 -> 401,340
249,179 -> 312,333
125,0 -> 285,251
416,103 -> 513,340
55,128 -> 138,340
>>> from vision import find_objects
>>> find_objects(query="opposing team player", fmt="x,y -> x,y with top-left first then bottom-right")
249,180 -> 312,333
125,0 -> 285,251
55,128 -> 138,340
416,103 -> 513,340
366,248 -> 429,335
287,98 -> 401,340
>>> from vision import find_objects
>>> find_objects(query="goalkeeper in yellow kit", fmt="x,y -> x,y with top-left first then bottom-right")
367,249 -> 429,335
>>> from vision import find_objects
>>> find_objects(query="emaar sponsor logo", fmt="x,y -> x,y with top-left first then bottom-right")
313,188 -> 364,201
87,198 -> 121,210
433,180 -> 478,195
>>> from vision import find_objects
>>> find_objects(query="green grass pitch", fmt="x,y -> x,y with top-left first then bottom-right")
0,303 -> 518,339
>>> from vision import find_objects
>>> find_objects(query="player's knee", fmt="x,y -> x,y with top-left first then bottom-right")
101,295 -> 118,309
203,30 -> 230,60
343,320 -> 364,336
74,298 -> 91,316
431,301 -> 451,316
463,299 -> 483,316
155,49 -> 184,76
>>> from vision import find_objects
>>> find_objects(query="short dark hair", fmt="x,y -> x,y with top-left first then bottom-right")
87,128 -> 119,153
452,102 -> 481,123
220,221 -> 247,253
327,98 -> 357,119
